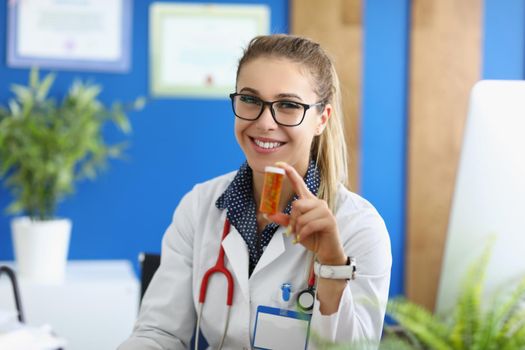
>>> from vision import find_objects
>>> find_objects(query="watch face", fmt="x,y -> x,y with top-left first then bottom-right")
297,289 -> 315,312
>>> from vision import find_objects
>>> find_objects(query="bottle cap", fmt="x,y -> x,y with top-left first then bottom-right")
264,166 -> 285,175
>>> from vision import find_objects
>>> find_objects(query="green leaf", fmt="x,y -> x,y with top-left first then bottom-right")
450,240 -> 493,349
6,199 -> 25,215
495,279 -> 525,348
36,72 -> 56,102
388,299 -> 452,350
29,67 -> 39,89
133,96 -> 146,110
11,84 -> 33,104
113,110 -> 131,133
107,143 -> 128,158
0,155 -> 16,176
496,277 -> 525,327
500,317 -> 525,350
8,100 -> 21,118
380,335 -> 418,350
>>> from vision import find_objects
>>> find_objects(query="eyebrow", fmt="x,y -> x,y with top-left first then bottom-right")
238,87 -> 304,101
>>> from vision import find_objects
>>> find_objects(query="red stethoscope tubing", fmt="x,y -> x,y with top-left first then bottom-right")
198,219 -> 234,306
195,219 -> 234,350
307,261 -> 315,288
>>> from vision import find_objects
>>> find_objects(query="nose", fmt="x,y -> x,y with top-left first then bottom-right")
254,103 -> 278,130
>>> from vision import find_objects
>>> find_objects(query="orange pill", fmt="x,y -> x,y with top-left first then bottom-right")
259,166 -> 285,215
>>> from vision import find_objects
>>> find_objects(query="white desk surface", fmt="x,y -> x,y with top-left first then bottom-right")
1,259 -> 137,281
0,260 -> 139,350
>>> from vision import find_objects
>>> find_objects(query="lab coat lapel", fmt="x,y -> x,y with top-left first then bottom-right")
222,225 -> 249,302
251,227 -> 286,276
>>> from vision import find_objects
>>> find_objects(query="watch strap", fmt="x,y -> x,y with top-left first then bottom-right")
313,256 -> 356,280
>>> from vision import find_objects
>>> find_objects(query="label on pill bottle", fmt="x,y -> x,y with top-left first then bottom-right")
259,166 -> 285,215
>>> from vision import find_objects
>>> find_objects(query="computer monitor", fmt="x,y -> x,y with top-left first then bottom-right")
435,80 -> 525,314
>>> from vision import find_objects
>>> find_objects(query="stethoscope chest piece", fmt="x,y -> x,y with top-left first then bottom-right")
297,287 -> 315,312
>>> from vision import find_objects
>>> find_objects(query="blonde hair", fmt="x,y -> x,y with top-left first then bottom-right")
236,34 -> 349,211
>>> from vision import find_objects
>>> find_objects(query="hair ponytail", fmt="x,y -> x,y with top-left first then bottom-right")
312,64 -> 348,211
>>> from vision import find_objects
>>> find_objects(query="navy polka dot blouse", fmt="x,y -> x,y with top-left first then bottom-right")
216,160 -> 320,276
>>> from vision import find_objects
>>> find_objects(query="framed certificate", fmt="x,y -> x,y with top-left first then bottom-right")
7,0 -> 132,73
150,3 -> 270,98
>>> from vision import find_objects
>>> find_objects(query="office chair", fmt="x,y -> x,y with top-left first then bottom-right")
138,252 -> 161,301
0,265 -> 25,322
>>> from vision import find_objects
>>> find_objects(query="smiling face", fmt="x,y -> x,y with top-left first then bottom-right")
234,57 -> 331,178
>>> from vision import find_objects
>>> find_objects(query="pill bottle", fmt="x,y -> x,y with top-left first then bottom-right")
259,166 -> 285,215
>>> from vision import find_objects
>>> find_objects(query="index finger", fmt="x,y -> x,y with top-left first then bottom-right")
275,161 -> 315,199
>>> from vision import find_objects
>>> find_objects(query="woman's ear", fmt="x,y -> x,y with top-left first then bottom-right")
316,103 -> 332,135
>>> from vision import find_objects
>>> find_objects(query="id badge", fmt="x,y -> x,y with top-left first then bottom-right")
252,305 -> 311,350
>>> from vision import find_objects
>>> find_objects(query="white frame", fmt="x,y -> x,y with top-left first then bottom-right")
150,3 -> 270,98
7,0 -> 132,73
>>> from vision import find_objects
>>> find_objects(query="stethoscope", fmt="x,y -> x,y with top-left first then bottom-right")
195,218 -> 319,350
195,218 -> 233,350
296,257 -> 317,312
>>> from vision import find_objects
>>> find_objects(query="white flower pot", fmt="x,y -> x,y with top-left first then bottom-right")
11,217 -> 72,284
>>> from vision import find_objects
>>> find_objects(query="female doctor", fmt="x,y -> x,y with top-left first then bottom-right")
119,34 -> 391,349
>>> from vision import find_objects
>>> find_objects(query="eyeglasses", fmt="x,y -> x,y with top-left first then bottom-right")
229,93 -> 325,127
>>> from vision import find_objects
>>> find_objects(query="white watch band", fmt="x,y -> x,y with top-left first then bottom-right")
314,257 -> 356,280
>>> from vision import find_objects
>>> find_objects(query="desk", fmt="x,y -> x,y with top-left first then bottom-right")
0,260 -> 139,350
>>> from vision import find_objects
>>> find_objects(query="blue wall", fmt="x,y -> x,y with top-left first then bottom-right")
483,0 -> 525,79
361,0 -> 411,299
0,0 -> 288,268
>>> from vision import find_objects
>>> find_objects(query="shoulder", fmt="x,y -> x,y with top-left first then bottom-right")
334,184 -> 385,226
191,170 -> 237,197
180,170 -> 237,210
177,170 -> 236,208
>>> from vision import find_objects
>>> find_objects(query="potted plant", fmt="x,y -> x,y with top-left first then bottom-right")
384,243 -> 525,350
0,69 -> 144,283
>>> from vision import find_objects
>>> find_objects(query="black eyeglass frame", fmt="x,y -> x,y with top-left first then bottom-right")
229,93 -> 326,127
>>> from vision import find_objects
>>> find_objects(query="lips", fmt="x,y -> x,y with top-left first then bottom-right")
250,137 -> 286,152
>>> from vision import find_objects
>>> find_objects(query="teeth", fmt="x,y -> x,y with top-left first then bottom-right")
254,139 -> 282,149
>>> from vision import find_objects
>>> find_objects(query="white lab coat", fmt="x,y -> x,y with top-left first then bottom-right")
119,171 -> 392,350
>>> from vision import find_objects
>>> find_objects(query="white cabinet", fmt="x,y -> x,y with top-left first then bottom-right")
0,260 -> 139,350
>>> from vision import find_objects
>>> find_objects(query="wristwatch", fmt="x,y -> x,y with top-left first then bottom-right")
314,256 -> 356,280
